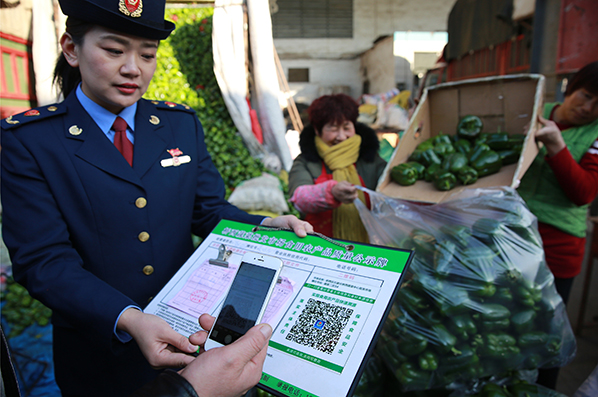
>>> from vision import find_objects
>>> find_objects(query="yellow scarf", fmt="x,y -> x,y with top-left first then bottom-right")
315,135 -> 369,243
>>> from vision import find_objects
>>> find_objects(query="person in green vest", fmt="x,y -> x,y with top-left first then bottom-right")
518,61 -> 598,389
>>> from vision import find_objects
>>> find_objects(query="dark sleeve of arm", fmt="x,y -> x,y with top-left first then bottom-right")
1,129 -> 135,348
130,370 -> 197,397
545,139 -> 598,206
190,118 -> 265,237
288,155 -> 316,197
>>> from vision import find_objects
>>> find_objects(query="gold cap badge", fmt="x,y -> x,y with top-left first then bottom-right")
119,0 -> 143,18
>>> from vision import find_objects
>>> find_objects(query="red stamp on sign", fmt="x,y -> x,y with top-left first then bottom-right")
190,290 -> 208,303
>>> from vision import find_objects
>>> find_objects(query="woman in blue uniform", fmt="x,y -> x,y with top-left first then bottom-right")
0,1 -> 311,395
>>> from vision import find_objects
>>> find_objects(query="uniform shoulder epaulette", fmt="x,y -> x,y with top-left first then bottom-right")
1,104 -> 66,130
149,100 -> 196,114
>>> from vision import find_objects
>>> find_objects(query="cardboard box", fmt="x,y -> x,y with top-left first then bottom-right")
376,74 -> 545,203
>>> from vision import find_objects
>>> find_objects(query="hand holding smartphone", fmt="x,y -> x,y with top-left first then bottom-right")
204,252 -> 283,350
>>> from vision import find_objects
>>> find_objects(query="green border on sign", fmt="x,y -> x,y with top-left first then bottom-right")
305,283 -> 375,304
213,220 -> 412,274
268,340 -> 343,373
259,372 -> 320,397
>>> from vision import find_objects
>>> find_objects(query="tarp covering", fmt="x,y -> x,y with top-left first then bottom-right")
212,0 -> 266,159
445,0 -> 516,61
246,0 -> 293,171
1,310 -> 59,396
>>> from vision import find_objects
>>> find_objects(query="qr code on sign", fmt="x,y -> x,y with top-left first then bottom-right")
286,298 -> 353,354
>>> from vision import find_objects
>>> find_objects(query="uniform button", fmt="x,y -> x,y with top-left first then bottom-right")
143,265 -> 154,275
138,231 -> 150,242
147,296 -> 154,303
135,197 -> 147,208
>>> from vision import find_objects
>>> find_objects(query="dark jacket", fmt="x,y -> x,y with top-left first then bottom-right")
288,122 -> 387,197
130,370 -> 197,397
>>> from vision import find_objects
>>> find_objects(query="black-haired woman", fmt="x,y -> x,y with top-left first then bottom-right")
518,61 -> 598,389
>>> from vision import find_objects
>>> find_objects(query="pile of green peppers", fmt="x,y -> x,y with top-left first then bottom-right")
390,115 -> 525,191
375,212 -> 572,392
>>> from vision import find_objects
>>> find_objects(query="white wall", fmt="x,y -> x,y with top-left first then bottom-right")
274,0 -> 457,59
282,59 -> 361,105
274,0 -> 457,103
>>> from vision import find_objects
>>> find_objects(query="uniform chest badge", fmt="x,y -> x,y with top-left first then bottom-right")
5,115 -> 19,125
69,125 -> 82,136
161,148 -> 191,167
119,0 -> 143,18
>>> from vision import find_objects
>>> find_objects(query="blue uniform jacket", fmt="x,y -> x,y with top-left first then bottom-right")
1,92 -> 265,396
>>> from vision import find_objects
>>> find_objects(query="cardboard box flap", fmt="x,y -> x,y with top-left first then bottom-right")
377,74 -> 545,203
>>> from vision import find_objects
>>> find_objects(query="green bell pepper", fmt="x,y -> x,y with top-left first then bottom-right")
395,362 -> 432,390
457,166 -> 479,185
438,344 -> 477,373
454,139 -> 472,156
510,309 -> 537,334
457,115 -> 483,140
524,353 -> 543,368
432,239 -> 457,278
420,148 -> 443,167
408,149 -> 424,163
418,350 -> 439,371
497,149 -> 521,165
416,138 -> 435,152
461,278 -> 497,298
468,143 -> 491,163
448,314 -> 477,341
418,309 -> 443,326
475,303 -> 511,322
410,229 -> 437,257
433,170 -> 457,191
517,331 -> 549,348
486,132 -> 510,150
398,333 -> 428,356
508,382 -> 544,397
439,224 -> 472,247
470,150 -> 503,177
433,141 -> 456,158
472,217 -> 504,246
542,334 -> 561,357
424,163 -> 441,182
377,337 -> 406,368
476,333 -> 521,359
433,133 -> 453,145
397,286 -> 429,314
391,163 -> 418,186
513,278 -> 542,307
441,152 -> 468,173
479,383 -> 511,397
406,161 -> 426,180
480,317 -> 510,332
430,323 -> 460,355
474,133 -> 491,145
433,283 -> 471,316
493,287 -> 514,306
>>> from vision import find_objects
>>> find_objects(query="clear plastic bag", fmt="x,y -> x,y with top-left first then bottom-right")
228,173 -> 289,214
355,187 -> 577,391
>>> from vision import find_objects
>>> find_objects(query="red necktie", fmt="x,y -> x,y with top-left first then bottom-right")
113,116 -> 134,166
